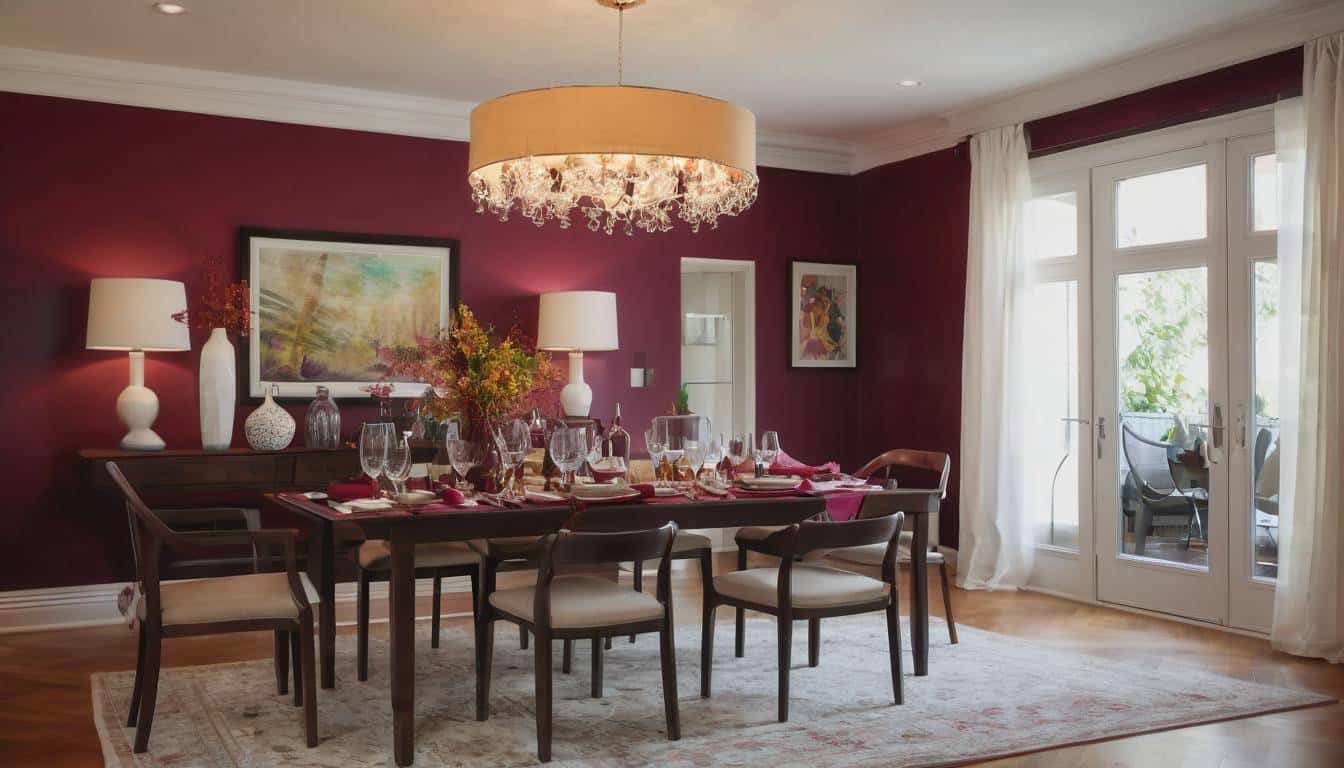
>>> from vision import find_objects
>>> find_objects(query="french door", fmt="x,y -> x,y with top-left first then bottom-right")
1087,132 -> 1279,630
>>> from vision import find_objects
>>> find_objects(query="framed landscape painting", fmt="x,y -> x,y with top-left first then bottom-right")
790,260 -> 857,368
239,227 -> 459,400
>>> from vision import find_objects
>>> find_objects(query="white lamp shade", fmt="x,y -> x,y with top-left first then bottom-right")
86,278 -> 191,352
536,291 -> 619,352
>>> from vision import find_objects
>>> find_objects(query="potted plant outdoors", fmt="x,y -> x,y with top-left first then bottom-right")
382,304 -> 562,489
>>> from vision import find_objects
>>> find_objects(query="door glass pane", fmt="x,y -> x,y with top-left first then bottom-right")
1115,267 -> 1210,568
1252,153 -> 1279,232
1026,280 -> 1080,549
1025,192 -> 1078,260
1116,164 -> 1208,248
1251,259 -> 1280,580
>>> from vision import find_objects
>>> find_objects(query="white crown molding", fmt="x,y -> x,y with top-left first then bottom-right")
0,45 -> 858,176
851,1 -> 1344,174
0,577 -> 471,635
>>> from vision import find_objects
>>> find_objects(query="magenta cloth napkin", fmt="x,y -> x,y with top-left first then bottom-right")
732,450 -> 839,478
630,483 -> 658,499
823,492 -> 866,522
441,487 -> 467,506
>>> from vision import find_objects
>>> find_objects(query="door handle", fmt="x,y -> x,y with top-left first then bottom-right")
1208,404 -> 1225,464
1235,402 -> 1247,449
1096,416 -> 1106,460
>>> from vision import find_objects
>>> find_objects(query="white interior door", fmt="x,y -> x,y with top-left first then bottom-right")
1092,143 -> 1230,623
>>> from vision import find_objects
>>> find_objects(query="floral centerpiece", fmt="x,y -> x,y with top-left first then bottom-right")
382,304 -> 562,442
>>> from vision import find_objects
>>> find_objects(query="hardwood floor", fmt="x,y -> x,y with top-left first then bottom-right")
2,553 -> 1340,767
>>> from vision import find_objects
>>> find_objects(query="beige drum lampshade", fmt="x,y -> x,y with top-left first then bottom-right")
86,278 -> 191,352
537,291 -> 619,352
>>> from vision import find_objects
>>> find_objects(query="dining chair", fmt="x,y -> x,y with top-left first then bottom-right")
351,538 -> 480,681
808,449 -> 957,644
627,530 -> 713,642
107,462 -> 319,753
475,523 -> 681,763
702,513 -> 907,722
1120,423 -> 1206,554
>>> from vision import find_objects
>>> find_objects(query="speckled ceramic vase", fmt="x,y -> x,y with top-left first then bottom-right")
244,384 -> 295,451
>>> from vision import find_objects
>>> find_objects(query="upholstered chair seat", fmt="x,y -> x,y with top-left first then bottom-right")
671,531 -> 713,552
713,564 -> 889,610
470,536 -> 544,560
356,540 -> 479,571
139,572 -> 320,626
490,576 -> 665,629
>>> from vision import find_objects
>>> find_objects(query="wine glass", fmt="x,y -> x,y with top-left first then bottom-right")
759,430 -> 782,472
727,432 -> 748,479
645,427 -> 666,485
385,435 -> 413,497
548,427 -> 586,488
359,422 -> 390,498
446,438 -> 481,493
685,439 -> 707,482
705,434 -> 725,482
494,419 -> 531,499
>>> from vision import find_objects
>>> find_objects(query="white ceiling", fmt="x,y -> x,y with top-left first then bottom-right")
0,0 -> 1325,143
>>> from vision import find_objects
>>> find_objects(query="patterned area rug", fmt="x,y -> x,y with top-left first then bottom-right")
92,616 -> 1332,767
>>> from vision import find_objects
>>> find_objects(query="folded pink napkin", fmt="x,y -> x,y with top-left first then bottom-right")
732,450 -> 839,479
441,487 -> 467,506
630,482 -> 657,499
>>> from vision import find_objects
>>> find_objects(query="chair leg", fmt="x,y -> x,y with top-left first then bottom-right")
535,631 -> 554,763
605,636 -> 612,650
938,561 -> 958,644
132,623 -> 162,753
299,615 -> 318,747
356,569 -> 371,682
469,568 -> 480,623
776,615 -> 792,722
808,618 -> 820,667
590,636 -> 604,698
630,559 -> 643,643
431,571 -> 443,649
699,549 -> 715,699
887,598 -> 905,705
562,639 -> 573,674
274,628 -> 290,695
700,601 -> 715,699
734,547 -> 747,658
127,624 -> 146,727
474,619 -> 494,721
659,623 -> 681,740
520,625 -> 529,650
290,630 -> 302,706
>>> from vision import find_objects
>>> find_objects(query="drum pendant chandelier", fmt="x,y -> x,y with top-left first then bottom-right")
467,0 -> 758,235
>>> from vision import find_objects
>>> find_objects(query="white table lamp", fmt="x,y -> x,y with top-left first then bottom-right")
86,278 -> 191,451
537,290 -> 619,418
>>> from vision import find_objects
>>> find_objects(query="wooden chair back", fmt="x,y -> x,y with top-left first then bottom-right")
853,449 -> 950,498
543,523 -> 678,567
764,513 -> 905,559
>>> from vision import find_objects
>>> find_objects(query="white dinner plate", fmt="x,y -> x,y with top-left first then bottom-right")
735,475 -> 803,491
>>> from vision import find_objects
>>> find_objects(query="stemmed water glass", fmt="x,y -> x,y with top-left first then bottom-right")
758,430 -> 781,474
727,433 -> 749,480
645,427 -> 667,485
385,434 -> 413,497
705,434 -> 725,483
359,423 -> 391,498
493,419 -> 531,499
684,439 -> 706,482
447,438 -> 481,493
548,426 -> 586,488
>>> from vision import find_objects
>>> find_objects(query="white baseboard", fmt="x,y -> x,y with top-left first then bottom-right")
0,576 -> 474,636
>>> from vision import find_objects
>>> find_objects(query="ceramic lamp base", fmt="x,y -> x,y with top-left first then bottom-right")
560,351 -> 593,417
116,351 -> 166,452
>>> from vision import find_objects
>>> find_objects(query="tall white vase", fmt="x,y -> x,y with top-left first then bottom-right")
199,328 -> 236,451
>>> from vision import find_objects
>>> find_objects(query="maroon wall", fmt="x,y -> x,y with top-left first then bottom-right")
0,92 -> 860,590
853,146 -> 972,548
1026,48 -> 1302,156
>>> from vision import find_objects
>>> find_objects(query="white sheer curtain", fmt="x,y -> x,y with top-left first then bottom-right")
1271,34 -> 1344,663
958,125 -> 1035,590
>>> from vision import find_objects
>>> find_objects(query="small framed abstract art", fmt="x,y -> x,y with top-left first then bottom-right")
238,227 -> 459,400
789,260 -> 857,368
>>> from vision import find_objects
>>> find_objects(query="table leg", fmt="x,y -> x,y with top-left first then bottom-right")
910,513 -> 930,677
307,519 -> 337,689
390,529 -> 416,766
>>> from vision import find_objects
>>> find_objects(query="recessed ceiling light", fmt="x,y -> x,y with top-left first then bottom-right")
152,2 -> 187,15
897,80 -> 922,88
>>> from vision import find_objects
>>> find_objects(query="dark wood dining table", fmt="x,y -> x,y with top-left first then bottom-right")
264,487 -> 941,766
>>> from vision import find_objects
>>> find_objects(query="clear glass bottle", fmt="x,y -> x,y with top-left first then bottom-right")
606,403 -> 630,466
304,385 -> 342,449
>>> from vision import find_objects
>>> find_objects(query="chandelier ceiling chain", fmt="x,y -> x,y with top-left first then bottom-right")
466,0 -> 759,235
